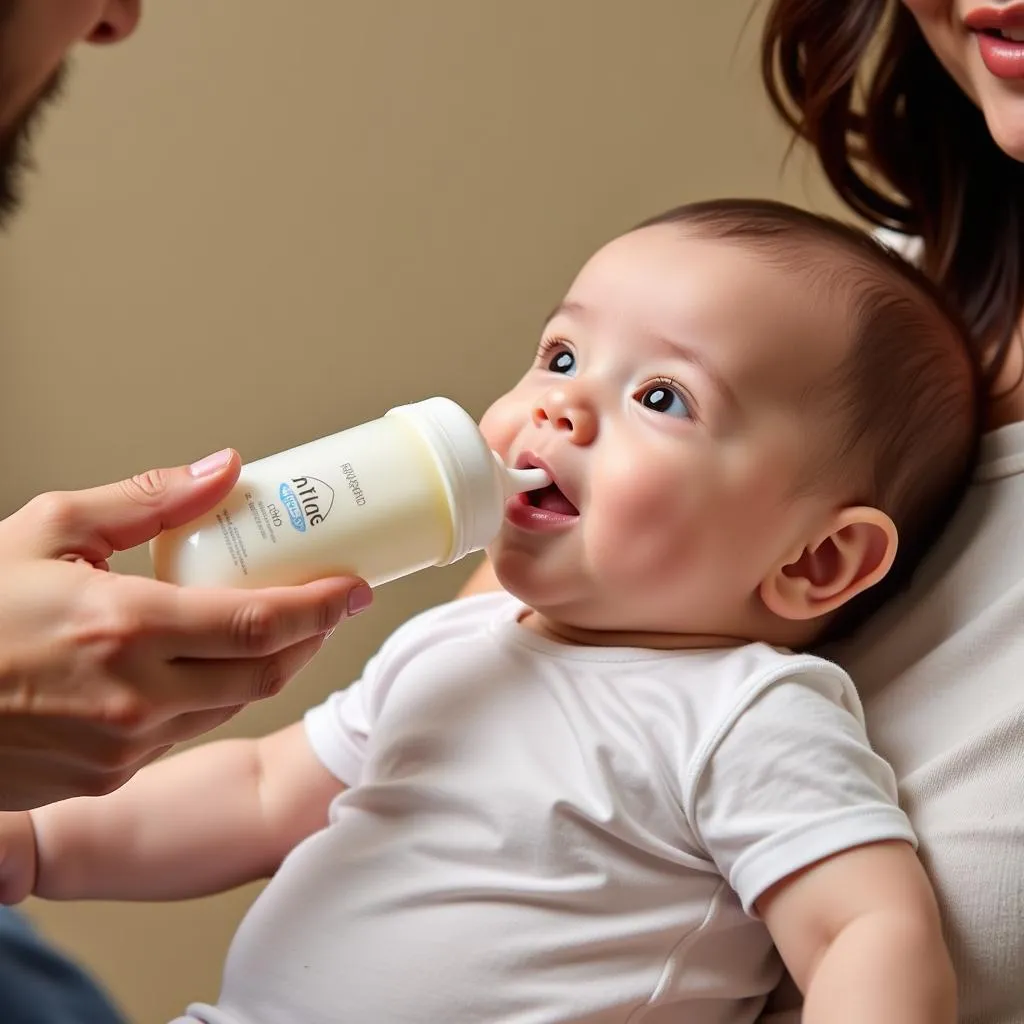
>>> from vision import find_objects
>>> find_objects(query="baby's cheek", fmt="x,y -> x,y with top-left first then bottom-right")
478,398 -> 523,459
598,455 -> 688,523
589,469 -> 696,577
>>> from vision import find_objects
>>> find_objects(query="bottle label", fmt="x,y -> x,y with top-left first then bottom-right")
228,468 -> 365,573
341,463 -> 367,506
155,416 -> 456,590
278,475 -> 336,533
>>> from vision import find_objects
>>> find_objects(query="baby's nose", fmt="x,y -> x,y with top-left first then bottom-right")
532,386 -> 597,445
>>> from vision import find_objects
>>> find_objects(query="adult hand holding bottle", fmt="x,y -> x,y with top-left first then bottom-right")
0,448 -> 371,811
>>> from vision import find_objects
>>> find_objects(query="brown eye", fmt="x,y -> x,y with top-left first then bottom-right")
637,383 -> 690,419
548,350 -> 576,375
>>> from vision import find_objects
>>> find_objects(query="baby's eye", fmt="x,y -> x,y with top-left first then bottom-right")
635,382 -> 691,419
544,346 -> 576,376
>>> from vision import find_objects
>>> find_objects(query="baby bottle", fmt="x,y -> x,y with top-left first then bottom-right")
150,397 -> 548,590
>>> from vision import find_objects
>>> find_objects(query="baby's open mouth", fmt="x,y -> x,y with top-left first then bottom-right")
525,482 -> 579,516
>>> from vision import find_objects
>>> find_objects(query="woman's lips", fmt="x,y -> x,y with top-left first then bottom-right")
975,31 -> 1024,79
966,10 -> 1024,78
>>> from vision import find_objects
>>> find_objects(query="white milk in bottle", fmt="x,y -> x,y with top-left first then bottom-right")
150,397 -> 548,590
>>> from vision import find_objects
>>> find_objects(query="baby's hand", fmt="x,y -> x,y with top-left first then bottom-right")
0,811 -> 37,904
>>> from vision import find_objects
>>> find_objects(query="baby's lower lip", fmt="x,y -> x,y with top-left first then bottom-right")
505,494 -> 579,532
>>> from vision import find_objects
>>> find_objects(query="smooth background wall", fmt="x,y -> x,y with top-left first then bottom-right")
2,2 -> 839,1019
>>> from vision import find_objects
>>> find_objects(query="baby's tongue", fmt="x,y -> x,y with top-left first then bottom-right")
535,484 -> 578,516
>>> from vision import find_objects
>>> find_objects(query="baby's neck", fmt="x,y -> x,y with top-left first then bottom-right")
518,610 -> 754,651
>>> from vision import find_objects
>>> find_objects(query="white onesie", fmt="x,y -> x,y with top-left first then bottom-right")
178,592 -> 914,1024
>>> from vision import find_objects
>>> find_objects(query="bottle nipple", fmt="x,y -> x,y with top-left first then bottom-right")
492,451 -> 550,496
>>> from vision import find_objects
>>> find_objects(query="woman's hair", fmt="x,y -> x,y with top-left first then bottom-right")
760,0 -> 1024,385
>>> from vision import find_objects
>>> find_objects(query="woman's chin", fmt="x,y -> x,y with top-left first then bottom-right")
978,90 -> 1024,163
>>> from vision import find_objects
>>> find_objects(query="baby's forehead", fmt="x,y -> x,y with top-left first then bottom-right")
569,226 -> 862,385
581,225 -> 860,313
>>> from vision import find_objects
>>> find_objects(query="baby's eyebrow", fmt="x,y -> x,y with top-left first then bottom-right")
542,299 -> 587,329
541,299 -> 739,412
656,335 -> 739,413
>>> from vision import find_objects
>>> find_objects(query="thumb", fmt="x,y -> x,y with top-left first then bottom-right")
35,448 -> 242,562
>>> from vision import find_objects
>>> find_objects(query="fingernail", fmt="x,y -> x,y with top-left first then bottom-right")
346,584 -> 373,617
189,449 -> 232,478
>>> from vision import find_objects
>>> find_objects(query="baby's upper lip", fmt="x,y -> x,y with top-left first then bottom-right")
965,6 -> 1024,30
513,450 -> 581,511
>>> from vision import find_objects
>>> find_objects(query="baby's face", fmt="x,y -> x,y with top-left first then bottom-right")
481,225 -> 854,642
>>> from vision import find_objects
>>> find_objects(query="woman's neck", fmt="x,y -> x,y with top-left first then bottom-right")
988,386 -> 1024,429
985,331 -> 1024,430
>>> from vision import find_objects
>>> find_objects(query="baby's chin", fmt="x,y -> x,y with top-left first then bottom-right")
485,559 -> 630,636
484,537 -> 689,636
484,559 -> 731,644
485,547 -> 578,616
485,549 -> 549,609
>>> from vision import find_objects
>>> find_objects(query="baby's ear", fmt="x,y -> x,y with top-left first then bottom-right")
759,507 -> 898,622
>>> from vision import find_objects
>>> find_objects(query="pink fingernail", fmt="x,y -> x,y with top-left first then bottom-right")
346,584 -> 373,616
189,449 -> 232,477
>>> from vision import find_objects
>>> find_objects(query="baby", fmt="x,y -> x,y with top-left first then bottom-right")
0,200 -> 980,1024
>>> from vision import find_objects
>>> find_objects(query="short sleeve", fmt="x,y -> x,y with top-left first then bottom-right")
687,669 -> 916,914
300,596 -> 479,787
303,651 -> 385,788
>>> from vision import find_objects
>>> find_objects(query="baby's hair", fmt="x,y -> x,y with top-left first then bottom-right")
635,199 -> 984,640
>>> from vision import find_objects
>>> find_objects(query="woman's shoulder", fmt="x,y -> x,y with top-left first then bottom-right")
826,422 -> 1024,755
825,430 -> 1024,1021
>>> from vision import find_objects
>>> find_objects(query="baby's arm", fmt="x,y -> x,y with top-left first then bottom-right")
756,840 -> 955,1024
0,722 -> 344,904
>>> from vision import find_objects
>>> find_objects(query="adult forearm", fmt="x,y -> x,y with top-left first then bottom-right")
802,912 -> 956,1024
31,737 -> 281,901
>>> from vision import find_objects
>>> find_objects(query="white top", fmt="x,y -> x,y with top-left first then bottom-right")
760,230 -> 1024,1024
179,593 -> 913,1024
764,419 -> 1024,1023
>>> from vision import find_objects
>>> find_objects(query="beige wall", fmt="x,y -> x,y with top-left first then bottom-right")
2,2 -> 837,1020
